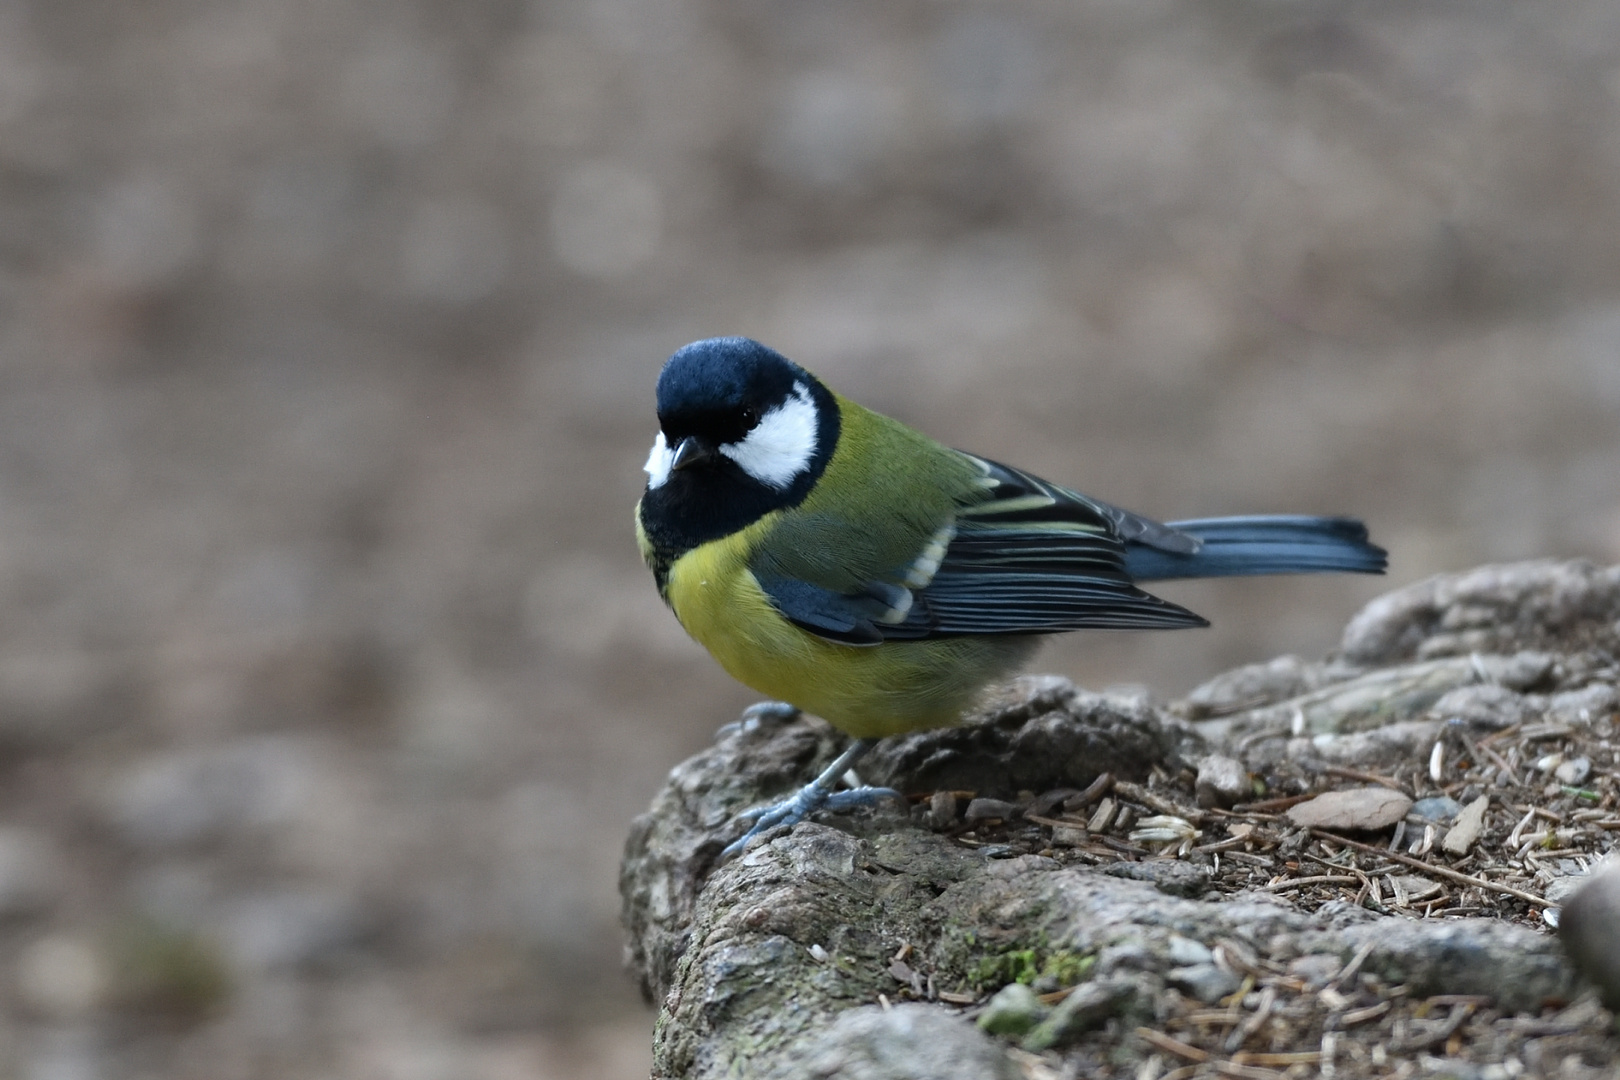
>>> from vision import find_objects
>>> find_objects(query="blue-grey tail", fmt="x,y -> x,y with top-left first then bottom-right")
1123,515 -> 1386,581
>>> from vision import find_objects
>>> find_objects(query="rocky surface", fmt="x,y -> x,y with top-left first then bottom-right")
623,562 -> 1620,1078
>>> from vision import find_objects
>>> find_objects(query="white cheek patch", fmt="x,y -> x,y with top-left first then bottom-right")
644,431 -> 675,489
719,382 -> 819,490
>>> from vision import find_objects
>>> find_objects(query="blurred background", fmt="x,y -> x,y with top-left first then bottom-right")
1,0 -> 1619,1076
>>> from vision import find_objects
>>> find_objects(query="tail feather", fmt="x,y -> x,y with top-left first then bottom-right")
1123,515 -> 1386,581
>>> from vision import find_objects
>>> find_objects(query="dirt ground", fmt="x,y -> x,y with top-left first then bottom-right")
1,0 -> 1619,1076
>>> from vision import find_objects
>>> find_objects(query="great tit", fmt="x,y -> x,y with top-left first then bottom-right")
636,337 -> 1386,857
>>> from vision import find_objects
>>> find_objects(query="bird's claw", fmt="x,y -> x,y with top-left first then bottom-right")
720,783 -> 905,860
715,700 -> 801,740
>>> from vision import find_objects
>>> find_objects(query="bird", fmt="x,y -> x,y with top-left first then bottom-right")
635,337 -> 1386,858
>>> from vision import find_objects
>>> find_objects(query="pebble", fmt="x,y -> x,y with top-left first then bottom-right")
1410,796 -> 1461,823
1553,756 -> 1591,786
927,790 -> 958,830
1558,859 -> 1620,1009
1194,755 -> 1250,808
1167,962 -> 1242,1004
1167,936 -> 1213,967
964,798 -> 1020,824
1286,787 -> 1413,832
1441,795 -> 1490,856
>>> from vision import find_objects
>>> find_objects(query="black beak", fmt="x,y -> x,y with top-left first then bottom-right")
670,436 -> 716,471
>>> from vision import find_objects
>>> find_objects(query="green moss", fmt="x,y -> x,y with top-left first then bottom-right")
969,947 -> 1093,992
1040,951 -> 1094,986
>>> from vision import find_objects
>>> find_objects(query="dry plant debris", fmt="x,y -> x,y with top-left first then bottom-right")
903,693 -> 1620,1078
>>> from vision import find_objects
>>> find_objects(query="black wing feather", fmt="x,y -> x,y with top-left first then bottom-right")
759,454 -> 1206,643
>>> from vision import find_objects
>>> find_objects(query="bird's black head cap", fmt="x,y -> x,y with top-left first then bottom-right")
639,338 -> 840,572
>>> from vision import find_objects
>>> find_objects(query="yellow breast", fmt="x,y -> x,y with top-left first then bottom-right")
663,518 -> 1035,739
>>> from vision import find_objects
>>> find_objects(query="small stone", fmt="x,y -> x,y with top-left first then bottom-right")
1558,860 -> 1620,1009
1167,936 -> 1213,967
1050,827 -> 1086,847
928,790 -> 959,830
1027,789 -> 1075,818
964,798 -> 1021,824
1167,962 -> 1242,1004
1021,976 -> 1140,1051
1286,788 -> 1413,832
1553,756 -> 1592,786
1441,795 -> 1490,856
1410,796 -> 1461,823
1195,755 -> 1250,808
976,982 -> 1046,1036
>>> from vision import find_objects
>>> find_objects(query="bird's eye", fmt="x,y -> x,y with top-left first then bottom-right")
741,407 -> 760,427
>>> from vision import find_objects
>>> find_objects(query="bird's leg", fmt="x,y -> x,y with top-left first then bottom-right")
719,737 -> 904,860
715,700 -> 800,740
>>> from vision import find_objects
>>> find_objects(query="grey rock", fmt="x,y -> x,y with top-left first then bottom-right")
1195,754 -> 1250,808
1101,858 -> 1210,897
781,1004 -> 1020,1080
1283,719 -> 1446,772
621,565 -> 1612,1074
1218,656 -> 1507,750
1167,962 -> 1242,1004
1306,917 -> 1571,1011
1182,655 -> 1314,719
1547,684 -> 1619,727
964,798 -> 1021,824
1430,683 -> 1531,730
977,982 -> 1046,1036
860,678 -> 1204,799
1559,860 -> 1620,1009
1339,560 -> 1620,665
1167,935 -> 1214,967
1022,976 -> 1141,1051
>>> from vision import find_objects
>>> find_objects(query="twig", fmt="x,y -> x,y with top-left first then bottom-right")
1257,875 -> 1361,892
1306,829 -> 1552,907
1319,765 -> 1413,796
1136,1028 -> 1210,1063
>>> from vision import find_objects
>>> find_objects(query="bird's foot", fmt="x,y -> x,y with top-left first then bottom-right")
715,700 -> 800,740
719,781 -> 904,861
